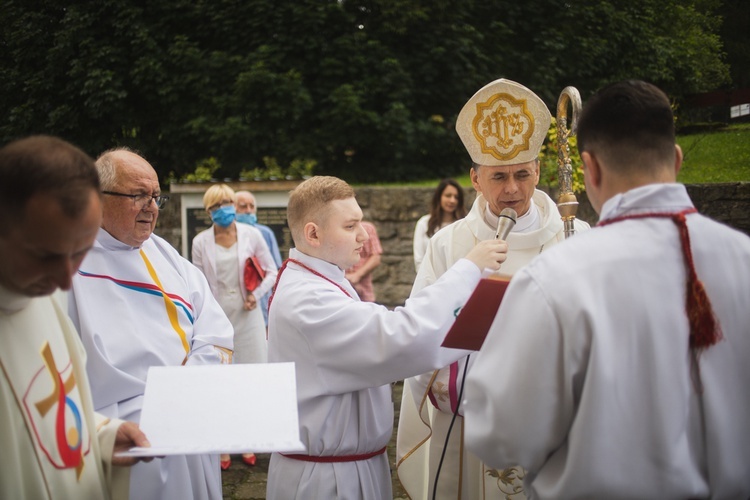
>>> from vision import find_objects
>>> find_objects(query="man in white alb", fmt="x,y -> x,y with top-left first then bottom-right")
68,148 -> 234,500
265,176 -> 508,500
396,79 -> 589,499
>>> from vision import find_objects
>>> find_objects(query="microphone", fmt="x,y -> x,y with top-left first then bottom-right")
494,208 -> 517,240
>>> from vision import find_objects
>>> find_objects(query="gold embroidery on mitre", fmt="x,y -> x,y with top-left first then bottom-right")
472,93 -> 535,161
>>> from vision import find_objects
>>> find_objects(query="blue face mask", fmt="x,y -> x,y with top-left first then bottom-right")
236,212 -> 257,225
211,205 -> 236,227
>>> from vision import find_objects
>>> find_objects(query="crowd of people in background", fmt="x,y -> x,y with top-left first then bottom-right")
3,77 -> 749,500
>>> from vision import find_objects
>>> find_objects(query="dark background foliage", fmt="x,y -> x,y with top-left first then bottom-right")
1,0 -> 745,183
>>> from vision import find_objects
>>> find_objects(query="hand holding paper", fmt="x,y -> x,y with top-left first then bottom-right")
116,363 -> 305,457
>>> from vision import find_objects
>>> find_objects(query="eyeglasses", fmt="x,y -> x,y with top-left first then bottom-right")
102,191 -> 170,210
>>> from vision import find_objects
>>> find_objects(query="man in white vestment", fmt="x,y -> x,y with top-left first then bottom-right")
68,148 -> 234,500
396,79 -> 589,499
0,136 -> 150,500
464,80 -> 750,498
265,176 -> 508,500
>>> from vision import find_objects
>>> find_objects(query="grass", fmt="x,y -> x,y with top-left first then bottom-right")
370,122 -> 750,187
677,123 -> 750,184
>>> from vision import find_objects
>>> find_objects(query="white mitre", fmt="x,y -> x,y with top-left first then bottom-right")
456,78 -> 551,166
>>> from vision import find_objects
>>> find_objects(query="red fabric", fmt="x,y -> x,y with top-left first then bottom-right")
243,256 -> 266,292
281,446 -> 386,463
598,208 -> 723,352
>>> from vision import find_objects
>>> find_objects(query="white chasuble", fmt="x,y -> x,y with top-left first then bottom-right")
1,287 -> 122,500
398,190 -> 590,500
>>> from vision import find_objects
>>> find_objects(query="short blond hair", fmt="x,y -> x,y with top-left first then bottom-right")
203,183 -> 236,210
287,176 -> 355,244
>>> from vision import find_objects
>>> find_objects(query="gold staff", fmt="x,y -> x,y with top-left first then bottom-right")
556,86 -> 582,239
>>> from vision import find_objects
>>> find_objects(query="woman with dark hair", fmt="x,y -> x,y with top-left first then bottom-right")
413,178 -> 466,271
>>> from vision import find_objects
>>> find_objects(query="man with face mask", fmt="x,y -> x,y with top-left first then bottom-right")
234,190 -> 283,326
68,148 -> 234,500
396,79 -> 590,499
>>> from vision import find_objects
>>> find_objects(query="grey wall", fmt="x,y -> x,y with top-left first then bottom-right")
155,182 -> 750,309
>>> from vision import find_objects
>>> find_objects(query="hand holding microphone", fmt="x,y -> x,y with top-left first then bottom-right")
465,208 -> 517,272
465,239 -> 508,272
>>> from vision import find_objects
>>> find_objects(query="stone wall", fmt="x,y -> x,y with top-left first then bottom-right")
155,182 -> 750,309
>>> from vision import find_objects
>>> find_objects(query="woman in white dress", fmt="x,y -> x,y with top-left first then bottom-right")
191,184 -> 278,470
413,178 -> 467,271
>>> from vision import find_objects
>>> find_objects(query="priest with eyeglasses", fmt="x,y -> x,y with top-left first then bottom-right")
68,148 -> 234,500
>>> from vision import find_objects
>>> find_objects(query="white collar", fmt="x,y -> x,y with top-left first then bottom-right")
599,183 -> 693,222
483,200 -> 541,233
0,284 -> 32,314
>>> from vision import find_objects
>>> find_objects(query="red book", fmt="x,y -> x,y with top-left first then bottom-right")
441,276 -> 510,351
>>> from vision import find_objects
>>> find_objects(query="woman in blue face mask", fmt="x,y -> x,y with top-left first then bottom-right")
190,184 -> 279,470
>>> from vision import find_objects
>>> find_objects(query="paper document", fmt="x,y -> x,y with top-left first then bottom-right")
441,276 -> 510,351
116,363 -> 305,457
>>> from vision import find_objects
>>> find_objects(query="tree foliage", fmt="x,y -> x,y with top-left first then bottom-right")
0,0 -> 733,183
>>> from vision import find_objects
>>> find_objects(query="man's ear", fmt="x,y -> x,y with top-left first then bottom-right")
581,151 -> 602,188
303,222 -> 321,247
469,167 -> 481,193
674,144 -> 683,176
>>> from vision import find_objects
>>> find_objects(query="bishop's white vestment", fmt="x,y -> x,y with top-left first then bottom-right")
266,248 -> 486,499
464,183 -> 750,498
68,229 -> 234,500
1,287 -> 127,500
397,189 -> 589,499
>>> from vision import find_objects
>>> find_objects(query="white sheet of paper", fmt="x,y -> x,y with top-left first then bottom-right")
116,363 -> 306,457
